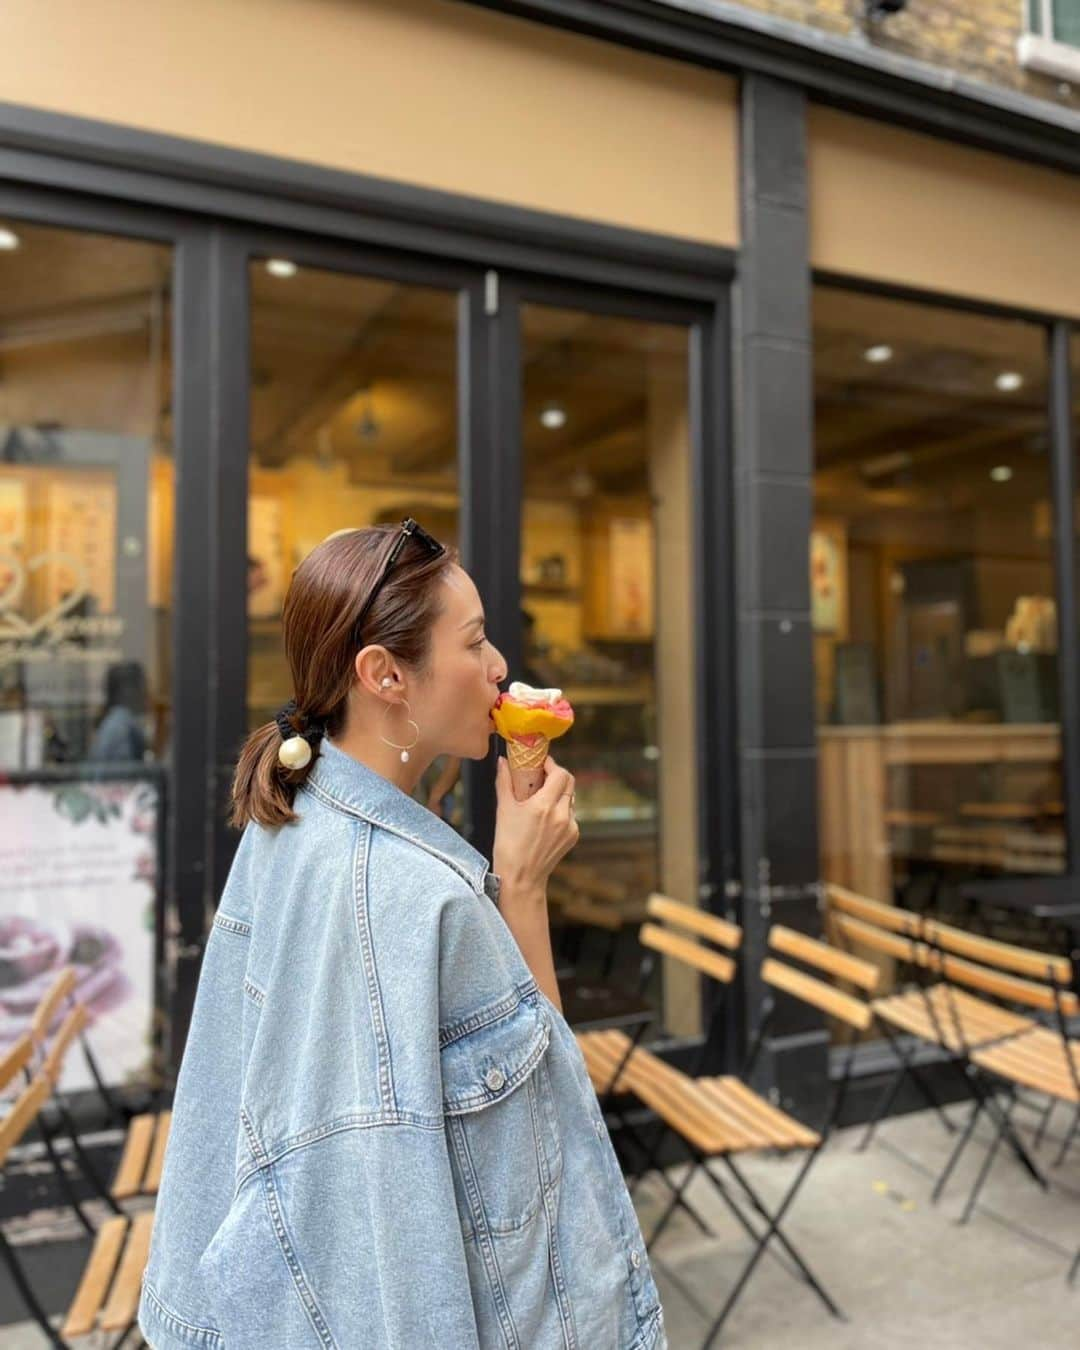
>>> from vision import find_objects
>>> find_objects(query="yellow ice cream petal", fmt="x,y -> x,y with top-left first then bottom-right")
492,701 -> 573,743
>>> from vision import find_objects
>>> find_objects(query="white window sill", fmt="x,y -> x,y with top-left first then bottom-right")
1017,32 -> 1080,84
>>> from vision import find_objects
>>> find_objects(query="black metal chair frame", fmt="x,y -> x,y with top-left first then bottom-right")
595,929 -> 861,1346
929,954 -> 1078,1226
0,983 -> 156,1349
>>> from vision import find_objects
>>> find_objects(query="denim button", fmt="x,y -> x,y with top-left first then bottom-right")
484,1067 -> 506,1092
630,1249 -> 641,1270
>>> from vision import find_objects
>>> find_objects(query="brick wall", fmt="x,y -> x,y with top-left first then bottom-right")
730,0 -> 1080,111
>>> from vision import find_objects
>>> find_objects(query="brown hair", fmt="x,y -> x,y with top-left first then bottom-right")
230,524 -> 457,829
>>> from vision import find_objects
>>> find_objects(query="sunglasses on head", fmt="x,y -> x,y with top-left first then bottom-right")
354,518 -> 446,642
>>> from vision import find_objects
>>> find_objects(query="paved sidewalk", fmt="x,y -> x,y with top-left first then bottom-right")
2,1105 -> 1078,1347
639,1103 -> 1080,1348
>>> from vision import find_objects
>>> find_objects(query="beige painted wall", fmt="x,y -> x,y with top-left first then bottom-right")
0,0 -> 738,246
809,107 -> 1080,319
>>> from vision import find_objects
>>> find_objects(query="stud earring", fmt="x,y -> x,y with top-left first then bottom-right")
380,699 -> 420,764
381,677 -> 392,689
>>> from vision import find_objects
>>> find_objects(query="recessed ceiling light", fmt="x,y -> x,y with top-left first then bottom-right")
990,465 -> 1013,483
864,344 -> 893,364
995,371 -> 1023,392
0,227 -> 20,251
266,258 -> 298,279
540,402 -> 567,430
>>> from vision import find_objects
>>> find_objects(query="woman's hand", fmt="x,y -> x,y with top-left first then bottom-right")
492,755 -> 579,896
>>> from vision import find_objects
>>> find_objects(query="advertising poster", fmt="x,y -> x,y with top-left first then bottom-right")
0,776 -> 158,1095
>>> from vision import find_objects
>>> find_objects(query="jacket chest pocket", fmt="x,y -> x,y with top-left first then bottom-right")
441,991 -> 563,1239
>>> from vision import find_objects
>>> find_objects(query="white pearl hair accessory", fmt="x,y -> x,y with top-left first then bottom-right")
278,735 -> 313,770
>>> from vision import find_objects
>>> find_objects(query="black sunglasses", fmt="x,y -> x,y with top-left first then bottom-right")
354,518 -> 446,641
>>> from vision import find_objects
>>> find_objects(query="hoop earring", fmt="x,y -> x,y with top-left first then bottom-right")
380,699 -> 420,764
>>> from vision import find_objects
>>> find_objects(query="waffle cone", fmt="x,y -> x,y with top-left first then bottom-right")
506,736 -> 549,800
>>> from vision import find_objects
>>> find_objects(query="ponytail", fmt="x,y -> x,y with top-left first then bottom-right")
229,718 -> 319,829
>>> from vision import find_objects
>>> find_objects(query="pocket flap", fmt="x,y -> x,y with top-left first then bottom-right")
440,992 -> 550,1117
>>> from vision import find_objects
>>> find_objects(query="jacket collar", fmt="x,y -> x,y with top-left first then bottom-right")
301,739 -> 491,896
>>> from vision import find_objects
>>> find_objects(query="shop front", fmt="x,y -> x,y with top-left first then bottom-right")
0,0 -> 1078,1124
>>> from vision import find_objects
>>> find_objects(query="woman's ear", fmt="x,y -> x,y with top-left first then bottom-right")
354,645 -> 403,698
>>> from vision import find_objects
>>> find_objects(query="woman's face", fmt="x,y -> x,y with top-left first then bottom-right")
412,566 -> 508,760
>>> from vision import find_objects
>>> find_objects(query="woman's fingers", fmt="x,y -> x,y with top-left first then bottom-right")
536,756 -> 573,805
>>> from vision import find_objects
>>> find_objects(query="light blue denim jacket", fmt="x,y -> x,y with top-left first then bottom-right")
139,741 -> 666,1349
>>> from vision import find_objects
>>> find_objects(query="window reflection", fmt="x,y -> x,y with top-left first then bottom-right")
814,289 -> 1063,939
519,306 -> 697,1036
246,259 -> 460,816
0,221 -> 172,768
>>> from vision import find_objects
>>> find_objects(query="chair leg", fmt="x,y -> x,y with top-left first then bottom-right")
1069,1247 -> 1080,1287
979,1085 -> 1047,1189
642,1157 -> 703,1253
959,1093 -> 1014,1225
37,1109 -> 97,1237
1053,1104 -> 1080,1169
932,1096 -> 983,1204
706,1157 -> 836,1298
620,1115 -> 715,1238
79,1034 -> 128,1133
0,1225 -> 71,1349
49,1097 -> 127,1218
857,1062 -> 906,1153
701,1148 -> 843,1349
1034,1096 -> 1056,1151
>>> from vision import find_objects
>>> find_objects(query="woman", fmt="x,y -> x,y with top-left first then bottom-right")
139,521 -> 666,1350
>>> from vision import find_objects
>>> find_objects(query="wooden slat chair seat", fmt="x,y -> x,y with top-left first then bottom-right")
578,1027 -> 820,1154
1,982 -> 159,1347
26,968 -> 172,1205
111,1110 -> 172,1200
873,985 -> 1034,1055
578,898 -> 878,1346
61,1210 -> 155,1338
827,883 -> 1080,1221
972,1028 -> 1080,1105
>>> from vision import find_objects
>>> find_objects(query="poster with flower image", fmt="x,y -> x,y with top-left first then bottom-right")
0,776 -> 158,1095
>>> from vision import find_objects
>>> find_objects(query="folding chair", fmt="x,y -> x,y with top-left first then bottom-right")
832,901 -> 1074,1201
25,967 -> 172,1213
0,1002 -> 155,1347
581,901 -> 878,1346
827,886 -> 1039,1153
928,937 -> 1080,1223
577,893 -> 742,1243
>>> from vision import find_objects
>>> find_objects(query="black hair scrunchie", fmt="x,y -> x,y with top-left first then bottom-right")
275,699 -> 327,749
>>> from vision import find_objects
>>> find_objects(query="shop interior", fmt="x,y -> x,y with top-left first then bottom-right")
813,286 -> 1071,933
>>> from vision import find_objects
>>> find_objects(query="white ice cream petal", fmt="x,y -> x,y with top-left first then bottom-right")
508,681 -> 563,705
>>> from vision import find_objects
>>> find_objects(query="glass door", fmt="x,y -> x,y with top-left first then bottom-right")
245,249 -> 466,822
504,284 -> 717,1041
0,214 -> 173,1093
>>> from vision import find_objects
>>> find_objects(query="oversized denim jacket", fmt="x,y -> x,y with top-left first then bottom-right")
138,741 -> 666,1349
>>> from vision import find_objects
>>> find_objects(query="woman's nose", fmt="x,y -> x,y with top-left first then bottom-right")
490,646 -> 508,684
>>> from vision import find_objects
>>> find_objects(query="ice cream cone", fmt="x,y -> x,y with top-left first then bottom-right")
492,682 -> 574,801
506,735 -> 549,801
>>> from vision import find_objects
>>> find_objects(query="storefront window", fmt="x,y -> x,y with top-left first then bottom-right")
0,220 -> 173,768
518,305 -> 698,1034
0,219 -> 171,1093
247,258 -> 460,811
814,288 -> 1062,935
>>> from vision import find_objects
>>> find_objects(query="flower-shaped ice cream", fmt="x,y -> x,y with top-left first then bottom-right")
492,682 -> 574,800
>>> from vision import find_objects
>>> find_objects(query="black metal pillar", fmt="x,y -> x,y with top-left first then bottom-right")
168,224 -> 250,1079
735,75 -> 825,1117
